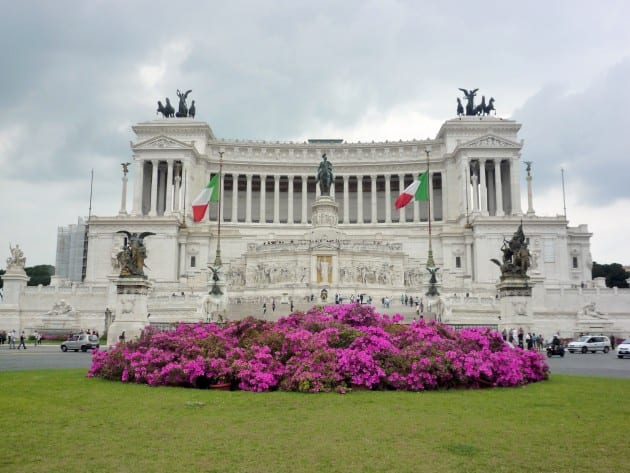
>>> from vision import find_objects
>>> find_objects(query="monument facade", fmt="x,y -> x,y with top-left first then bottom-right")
2,90 -> 629,341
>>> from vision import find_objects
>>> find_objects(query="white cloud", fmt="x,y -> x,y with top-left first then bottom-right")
2,0 -> 630,268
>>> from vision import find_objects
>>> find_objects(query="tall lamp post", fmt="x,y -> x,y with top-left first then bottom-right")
209,151 -> 224,298
425,146 -> 439,297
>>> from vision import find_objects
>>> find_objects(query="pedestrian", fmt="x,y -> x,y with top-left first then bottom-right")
610,334 -> 616,350
272,300 -> 276,312
262,303 -> 267,315
517,327 -> 524,349
33,330 -> 39,347
290,300 -> 294,312
17,331 -> 27,350
8,330 -> 16,349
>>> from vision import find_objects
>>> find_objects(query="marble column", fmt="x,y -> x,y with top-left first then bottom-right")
385,175 -> 391,223
119,167 -> 129,215
287,175 -> 294,224
398,174 -> 406,223
156,164 -> 166,216
231,173 -> 239,222
357,175 -> 364,224
479,159 -> 488,215
472,165 -> 480,213
259,175 -> 267,223
245,174 -> 252,223
164,161 -> 174,216
526,165 -> 535,216
370,174 -> 377,223
149,159 -> 159,217
173,172 -> 182,214
463,160 -> 470,217
343,175 -> 349,223
494,160 -> 504,216
301,176 -> 308,223
273,175 -> 280,223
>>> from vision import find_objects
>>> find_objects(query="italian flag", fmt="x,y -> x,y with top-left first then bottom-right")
394,172 -> 429,209
192,174 -> 220,222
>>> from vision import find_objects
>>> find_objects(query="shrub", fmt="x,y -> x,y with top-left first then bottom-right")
88,304 -> 549,392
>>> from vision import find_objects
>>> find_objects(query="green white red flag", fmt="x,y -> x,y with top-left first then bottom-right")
395,173 -> 429,209
192,174 -> 220,222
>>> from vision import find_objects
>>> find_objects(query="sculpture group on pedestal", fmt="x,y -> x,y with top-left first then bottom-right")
491,224 -> 531,278
157,89 -> 195,118
115,231 -> 155,278
457,88 -> 496,117
6,244 -> 26,270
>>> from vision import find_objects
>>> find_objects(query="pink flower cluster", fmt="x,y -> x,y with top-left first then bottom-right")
88,304 -> 549,392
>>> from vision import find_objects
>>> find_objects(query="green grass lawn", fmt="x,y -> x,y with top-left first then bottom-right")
1,370 -> 628,473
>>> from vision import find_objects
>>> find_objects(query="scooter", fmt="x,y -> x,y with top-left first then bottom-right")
546,343 -> 565,358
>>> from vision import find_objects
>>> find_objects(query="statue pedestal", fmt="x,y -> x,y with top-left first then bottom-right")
1,266 -> 29,305
106,278 -> 151,347
497,276 -> 533,328
311,196 -> 339,228
0,266 -> 28,331
203,263 -> 229,323
309,197 -> 340,286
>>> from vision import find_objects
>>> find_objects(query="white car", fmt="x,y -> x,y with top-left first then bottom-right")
567,335 -> 611,354
60,333 -> 100,352
616,338 -> 630,359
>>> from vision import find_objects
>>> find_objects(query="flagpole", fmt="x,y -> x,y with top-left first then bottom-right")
214,151 -> 224,267
561,167 -> 567,220
425,146 -> 435,268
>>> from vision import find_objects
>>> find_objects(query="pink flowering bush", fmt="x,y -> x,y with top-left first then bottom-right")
88,304 -> 549,392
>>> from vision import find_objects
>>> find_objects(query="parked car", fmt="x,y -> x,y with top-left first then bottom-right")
60,333 -> 100,352
567,335 -> 611,354
616,338 -> 630,359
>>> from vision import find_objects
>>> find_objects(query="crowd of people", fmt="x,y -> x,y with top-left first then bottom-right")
502,327 -> 547,351
0,328 -> 100,348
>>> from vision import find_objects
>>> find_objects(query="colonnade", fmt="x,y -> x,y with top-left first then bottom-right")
210,173 -> 445,224
131,163 -> 446,224
466,158 -> 520,217
131,157 -> 521,222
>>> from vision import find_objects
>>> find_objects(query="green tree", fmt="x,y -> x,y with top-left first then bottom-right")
591,262 -> 630,288
25,265 -> 55,286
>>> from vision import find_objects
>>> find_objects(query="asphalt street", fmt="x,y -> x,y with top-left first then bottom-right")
1,344 -> 629,378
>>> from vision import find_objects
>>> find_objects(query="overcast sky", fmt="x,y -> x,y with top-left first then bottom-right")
1,0 -> 630,268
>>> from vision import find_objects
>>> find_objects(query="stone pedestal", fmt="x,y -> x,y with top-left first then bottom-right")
0,266 -> 29,331
106,278 -> 151,347
311,196 -> 339,228
497,276 -> 533,329
309,196 -> 341,287
204,262 -> 229,323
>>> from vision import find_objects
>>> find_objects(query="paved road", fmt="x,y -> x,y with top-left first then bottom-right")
0,344 -> 94,371
1,344 -> 629,377
545,349 -> 630,378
